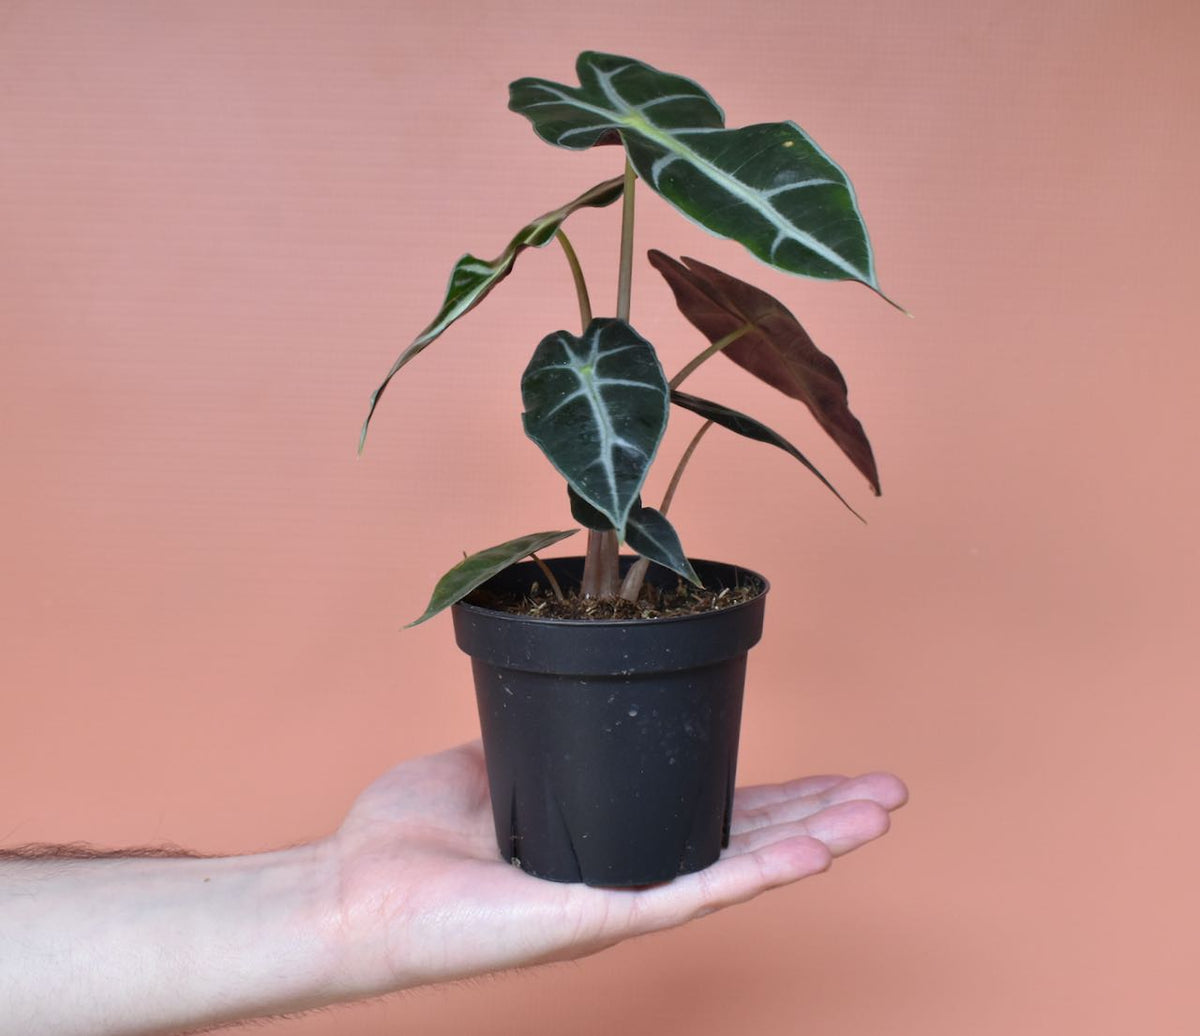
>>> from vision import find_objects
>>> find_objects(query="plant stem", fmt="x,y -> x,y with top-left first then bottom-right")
619,420 -> 715,603
529,552 -> 565,603
658,420 -> 714,517
555,229 -> 592,333
582,160 -> 638,601
616,159 -> 637,323
558,227 -> 613,595
669,322 -> 755,390
582,529 -> 620,598
617,559 -> 648,603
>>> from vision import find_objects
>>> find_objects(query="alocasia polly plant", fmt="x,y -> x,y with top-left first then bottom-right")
361,52 -> 897,625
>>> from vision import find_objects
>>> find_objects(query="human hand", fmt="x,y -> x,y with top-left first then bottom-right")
320,741 -> 908,999
0,741 -> 904,1035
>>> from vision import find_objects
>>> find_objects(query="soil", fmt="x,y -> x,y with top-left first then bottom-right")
466,575 -> 764,621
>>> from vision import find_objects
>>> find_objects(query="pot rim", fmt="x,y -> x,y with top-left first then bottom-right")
450,555 -> 769,629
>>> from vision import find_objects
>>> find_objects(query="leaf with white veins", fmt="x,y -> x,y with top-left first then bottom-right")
567,487 -> 699,585
625,505 -> 699,585
360,176 -> 624,451
510,53 -> 882,293
523,318 -> 668,537
406,529 -> 578,627
651,250 -> 880,495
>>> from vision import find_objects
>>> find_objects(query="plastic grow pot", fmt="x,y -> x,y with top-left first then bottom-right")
451,556 -> 767,887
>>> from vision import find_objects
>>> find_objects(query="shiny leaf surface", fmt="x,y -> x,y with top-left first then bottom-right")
523,318 -> 668,537
652,250 -> 880,495
510,52 -> 878,289
360,177 -> 624,450
624,505 -> 700,585
567,487 -> 699,585
406,529 -> 578,627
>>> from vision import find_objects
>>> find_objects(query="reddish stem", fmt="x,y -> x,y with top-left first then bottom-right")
581,529 -> 620,599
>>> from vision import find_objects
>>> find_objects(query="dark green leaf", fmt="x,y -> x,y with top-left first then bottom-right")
568,485 -> 614,530
625,506 -> 700,585
522,318 -> 668,536
510,53 -> 880,291
567,487 -> 698,585
360,177 -> 624,451
406,529 -> 578,628
670,390 -> 863,522
651,251 -> 880,495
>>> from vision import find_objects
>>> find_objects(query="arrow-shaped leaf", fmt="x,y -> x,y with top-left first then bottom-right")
670,390 -> 863,522
625,506 -> 700,586
360,176 -> 624,451
567,487 -> 699,585
510,52 -> 879,291
523,318 -> 668,537
651,250 -> 880,495
406,529 -> 579,628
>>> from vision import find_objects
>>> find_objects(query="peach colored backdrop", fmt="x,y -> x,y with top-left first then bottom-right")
3,2 -> 1197,1033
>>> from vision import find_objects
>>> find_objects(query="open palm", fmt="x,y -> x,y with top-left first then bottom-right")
324,742 -> 906,998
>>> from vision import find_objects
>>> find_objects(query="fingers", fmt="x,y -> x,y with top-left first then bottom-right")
733,774 -> 849,811
616,834 -> 834,934
727,799 -> 891,858
733,772 -> 908,836
530,770 -> 907,957
609,777 -> 902,941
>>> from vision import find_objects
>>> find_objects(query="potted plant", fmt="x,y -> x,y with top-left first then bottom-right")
360,52 -> 896,886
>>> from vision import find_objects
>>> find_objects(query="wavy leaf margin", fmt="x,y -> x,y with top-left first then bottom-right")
360,176 -> 624,451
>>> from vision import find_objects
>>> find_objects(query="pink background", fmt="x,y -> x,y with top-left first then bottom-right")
3,2 -> 1197,1033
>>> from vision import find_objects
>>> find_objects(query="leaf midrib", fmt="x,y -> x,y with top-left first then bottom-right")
524,62 -> 871,284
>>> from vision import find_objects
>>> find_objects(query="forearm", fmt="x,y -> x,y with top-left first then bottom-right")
0,843 -> 343,1036
0,745 -> 907,1032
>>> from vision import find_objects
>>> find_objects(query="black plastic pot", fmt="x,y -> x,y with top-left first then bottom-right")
451,556 -> 767,887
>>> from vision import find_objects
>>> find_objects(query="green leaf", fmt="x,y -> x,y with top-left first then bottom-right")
522,318 -> 668,537
670,390 -> 863,522
625,506 -> 700,585
406,529 -> 579,628
566,487 -> 699,585
650,251 -> 880,495
510,53 -> 879,291
568,485 -> 614,530
360,176 -> 624,451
